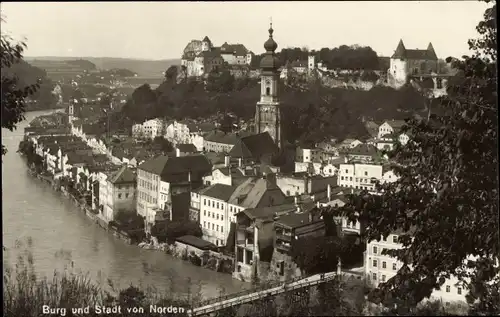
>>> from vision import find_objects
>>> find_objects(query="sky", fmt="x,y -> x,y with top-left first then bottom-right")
0,1 -> 490,61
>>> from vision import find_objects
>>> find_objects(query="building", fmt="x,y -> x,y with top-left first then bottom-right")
254,23 -> 283,150
365,230 -> 470,308
378,120 -> 406,139
102,165 -> 137,223
270,211 -> 326,281
175,144 -> 198,157
198,184 -> 237,246
197,175 -> 287,247
203,131 -> 242,153
388,39 -> 438,87
338,138 -> 363,150
346,144 -> 378,162
136,155 -> 212,233
276,173 -> 337,197
338,163 -> 382,190
181,36 -> 253,77
228,132 -> 279,166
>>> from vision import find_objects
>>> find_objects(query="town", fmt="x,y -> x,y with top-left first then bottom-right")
16,23 -> 472,315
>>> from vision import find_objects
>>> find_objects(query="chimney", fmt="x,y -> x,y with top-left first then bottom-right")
316,201 -> 320,208
308,211 -> 313,223
175,147 -> 180,157
238,158 -> 243,167
296,205 -> 301,213
294,195 -> 298,205
224,155 -> 230,167
327,184 -> 331,200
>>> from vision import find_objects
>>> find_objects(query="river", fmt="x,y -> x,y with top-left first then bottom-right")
2,110 -> 248,299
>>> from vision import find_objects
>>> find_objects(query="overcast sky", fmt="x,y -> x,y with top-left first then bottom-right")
0,1 -> 489,60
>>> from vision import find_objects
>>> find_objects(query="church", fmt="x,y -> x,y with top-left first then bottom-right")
228,23 -> 294,172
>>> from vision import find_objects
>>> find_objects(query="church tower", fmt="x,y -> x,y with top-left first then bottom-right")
255,23 -> 283,149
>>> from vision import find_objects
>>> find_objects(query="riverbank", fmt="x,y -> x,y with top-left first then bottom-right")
25,160 -> 235,277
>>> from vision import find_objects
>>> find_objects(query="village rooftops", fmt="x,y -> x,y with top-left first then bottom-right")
204,131 -> 242,145
220,43 -> 249,56
138,154 -> 212,182
176,143 -> 197,153
199,183 -> 237,201
274,212 -> 323,230
108,165 -> 136,185
228,176 -> 285,209
239,204 -> 297,222
229,132 -> 278,160
348,144 -> 378,157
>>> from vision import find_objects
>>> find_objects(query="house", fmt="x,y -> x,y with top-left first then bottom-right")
338,163 -> 383,191
381,166 -> 399,184
203,131 -> 242,153
338,138 -> 363,150
202,156 -> 247,187
136,155 -> 212,234
164,120 -> 191,144
198,174 -> 287,247
102,165 -> 137,223
270,211 -> 326,281
346,144 -> 378,162
378,120 -> 406,139
295,146 -> 322,163
365,229 -> 470,310
198,183 -> 238,246
229,132 -> 279,165
233,204 -> 295,282
276,173 -> 337,197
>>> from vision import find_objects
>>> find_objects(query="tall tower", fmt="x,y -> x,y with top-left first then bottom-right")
255,23 -> 282,149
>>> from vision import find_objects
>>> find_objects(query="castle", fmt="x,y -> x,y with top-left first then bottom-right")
387,39 -> 439,88
181,36 -> 254,77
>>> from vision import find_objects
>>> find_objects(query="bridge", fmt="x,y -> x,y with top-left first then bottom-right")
186,271 -> 361,317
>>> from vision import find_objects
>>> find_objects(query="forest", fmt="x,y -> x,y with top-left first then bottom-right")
110,69 -> 431,147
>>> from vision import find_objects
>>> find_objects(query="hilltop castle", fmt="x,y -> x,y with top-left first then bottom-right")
387,39 -> 439,87
181,36 -> 254,77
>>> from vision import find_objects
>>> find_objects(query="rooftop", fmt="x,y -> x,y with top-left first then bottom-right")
200,183 -> 237,201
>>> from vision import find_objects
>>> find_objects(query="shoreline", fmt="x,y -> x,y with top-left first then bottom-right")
25,159 -> 236,278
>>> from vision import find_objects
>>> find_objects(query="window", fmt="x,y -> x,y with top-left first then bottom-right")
216,214 -> 219,220
364,171 -> 368,176
204,210 -> 206,216
266,87 -> 270,96
446,286 -> 450,293
208,211 -> 211,217
203,221 -> 206,228
341,176 -> 344,180
382,275 -> 386,282
393,235 -> 398,243
350,177 -> 353,181
373,246 -> 378,254
345,169 -> 348,173
457,287 -> 462,295
203,199 -> 206,206
382,236 -> 387,242
372,273 -> 377,281
382,261 -> 387,269
221,215 -> 223,221
212,223 -> 214,230
216,202 -> 219,209
217,225 -> 219,231
392,263 -> 397,270
221,226 -> 223,233
125,193 -> 129,198
118,193 -> 122,199
212,213 -> 215,218
212,201 -> 214,207
373,260 -> 377,267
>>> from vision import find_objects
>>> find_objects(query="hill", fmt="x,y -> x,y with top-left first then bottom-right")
24,56 -> 180,77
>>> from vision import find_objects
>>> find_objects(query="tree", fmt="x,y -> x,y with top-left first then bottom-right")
337,2 -> 498,314
1,19 -> 39,155
291,235 -> 341,275
152,136 -> 173,153
164,65 -> 178,82
151,220 -> 202,244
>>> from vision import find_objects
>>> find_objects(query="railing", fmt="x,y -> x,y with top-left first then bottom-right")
189,273 -> 338,316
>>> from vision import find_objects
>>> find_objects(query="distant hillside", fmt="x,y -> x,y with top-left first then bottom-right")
24,56 -> 180,78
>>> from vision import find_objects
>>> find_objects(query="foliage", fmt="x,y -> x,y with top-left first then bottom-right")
336,2 -> 499,314
252,45 -> 381,70
151,220 -> 202,244
1,25 -> 40,155
65,59 -> 97,70
291,235 -> 341,275
152,136 -> 174,153
164,65 -> 178,82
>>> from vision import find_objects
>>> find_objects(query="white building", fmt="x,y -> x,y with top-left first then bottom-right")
142,118 -> 164,139
101,165 -> 137,223
378,120 -> 406,139
198,184 -> 237,247
365,232 -> 470,307
338,163 -> 382,190
295,147 -> 322,163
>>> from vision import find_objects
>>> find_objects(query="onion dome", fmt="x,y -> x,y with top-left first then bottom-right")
260,23 -> 280,70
